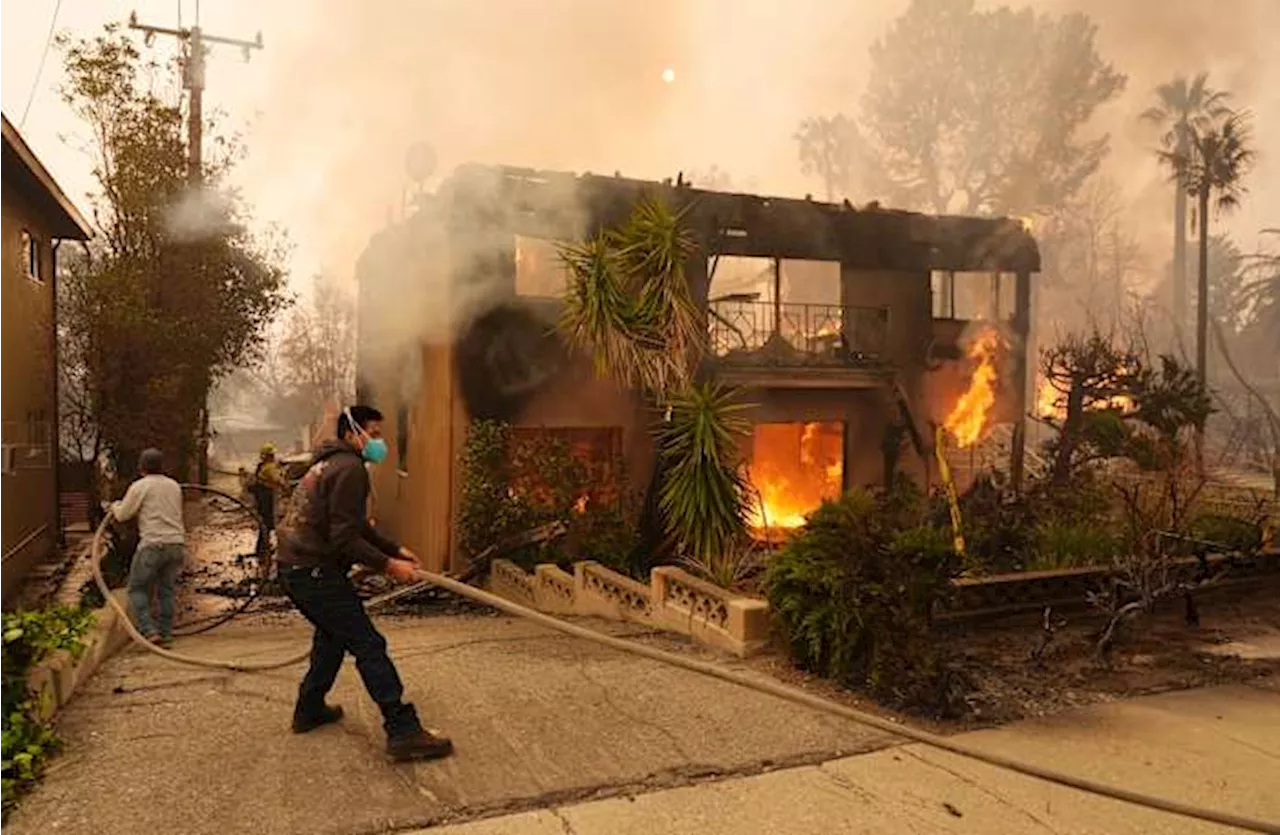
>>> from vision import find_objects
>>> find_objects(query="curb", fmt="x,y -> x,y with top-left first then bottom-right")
25,590 -> 133,722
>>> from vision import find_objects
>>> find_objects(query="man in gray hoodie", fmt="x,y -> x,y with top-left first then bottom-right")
276,405 -> 453,762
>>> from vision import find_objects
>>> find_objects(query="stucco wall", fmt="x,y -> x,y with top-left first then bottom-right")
2,181 -> 59,606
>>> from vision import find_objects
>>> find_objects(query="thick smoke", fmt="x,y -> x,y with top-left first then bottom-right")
163,187 -> 238,243
223,0 -> 1277,353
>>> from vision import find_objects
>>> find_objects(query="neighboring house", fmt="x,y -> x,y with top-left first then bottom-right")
2,114 -> 92,607
357,165 -> 1040,573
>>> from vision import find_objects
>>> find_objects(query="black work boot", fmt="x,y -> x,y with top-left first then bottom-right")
291,704 -> 344,734
386,729 -> 454,762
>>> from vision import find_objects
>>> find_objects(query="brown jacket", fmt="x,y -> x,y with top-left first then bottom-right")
276,439 -> 399,572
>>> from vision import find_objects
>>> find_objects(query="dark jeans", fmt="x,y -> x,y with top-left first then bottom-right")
253,491 -> 275,556
279,566 -> 422,737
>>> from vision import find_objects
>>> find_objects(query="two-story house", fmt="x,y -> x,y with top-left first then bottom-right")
2,114 -> 93,607
356,165 -> 1039,573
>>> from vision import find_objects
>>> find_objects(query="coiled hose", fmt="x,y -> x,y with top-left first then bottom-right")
91,495 -> 1279,834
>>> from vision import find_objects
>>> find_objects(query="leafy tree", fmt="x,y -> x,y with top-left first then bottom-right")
56,25 -> 288,479
1162,110 -> 1255,387
793,115 -> 859,202
851,0 -> 1125,216
1142,73 -> 1232,341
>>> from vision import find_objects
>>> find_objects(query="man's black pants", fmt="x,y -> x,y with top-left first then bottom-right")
279,566 -> 422,737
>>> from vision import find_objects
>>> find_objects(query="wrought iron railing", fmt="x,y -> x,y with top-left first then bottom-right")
707,300 -> 889,368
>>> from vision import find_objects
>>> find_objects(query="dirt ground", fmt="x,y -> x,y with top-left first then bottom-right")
939,586 -> 1280,725
590,582 -> 1280,736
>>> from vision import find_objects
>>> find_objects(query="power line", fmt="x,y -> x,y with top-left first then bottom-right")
20,0 -> 64,129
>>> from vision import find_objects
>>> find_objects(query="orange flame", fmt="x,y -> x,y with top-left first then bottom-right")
746,422 -> 844,533
1035,378 -> 1135,422
944,327 -> 1001,448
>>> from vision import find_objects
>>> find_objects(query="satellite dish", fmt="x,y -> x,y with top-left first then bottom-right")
406,142 -> 437,185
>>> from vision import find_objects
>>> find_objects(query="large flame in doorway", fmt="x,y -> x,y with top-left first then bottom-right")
943,327 -> 1002,448
747,422 -> 843,533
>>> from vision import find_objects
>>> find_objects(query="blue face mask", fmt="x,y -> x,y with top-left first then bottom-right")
362,437 -> 389,465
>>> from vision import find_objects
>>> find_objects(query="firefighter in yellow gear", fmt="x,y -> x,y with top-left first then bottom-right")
250,443 -> 287,559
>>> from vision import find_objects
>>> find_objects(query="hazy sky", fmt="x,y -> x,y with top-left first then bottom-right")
4,0 -> 1277,286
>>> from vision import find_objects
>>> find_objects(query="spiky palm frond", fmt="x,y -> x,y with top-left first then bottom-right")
558,195 -> 705,397
656,383 -> 754,563
558,235 -> 647,387
1142,73 -> 1232,150
1167,111 -> 1256,211
611,196 -> 704,389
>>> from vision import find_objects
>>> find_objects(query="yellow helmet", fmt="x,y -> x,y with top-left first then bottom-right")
260,442 -> 277,457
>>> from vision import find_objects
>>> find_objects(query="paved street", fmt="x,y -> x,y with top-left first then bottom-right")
7,613 -> 892,835
420,681 -> 1280,835
8,611 -> 1279,835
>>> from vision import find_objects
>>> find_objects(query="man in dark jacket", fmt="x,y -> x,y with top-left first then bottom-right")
276,405 -> 453,761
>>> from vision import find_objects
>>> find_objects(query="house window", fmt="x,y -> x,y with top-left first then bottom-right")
21,230 -> 44,282
514,236 -> 571,298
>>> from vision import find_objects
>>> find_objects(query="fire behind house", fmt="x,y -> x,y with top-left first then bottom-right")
355,165 -> 1040,573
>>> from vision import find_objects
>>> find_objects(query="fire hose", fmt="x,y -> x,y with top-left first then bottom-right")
91,490 -> 1279,834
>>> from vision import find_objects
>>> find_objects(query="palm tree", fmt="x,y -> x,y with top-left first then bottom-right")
1162,111 -> 1255,387
1142,73 -> 1231,345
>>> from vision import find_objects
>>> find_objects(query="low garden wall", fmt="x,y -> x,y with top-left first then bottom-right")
25,590 -> 133,722
935,549 -> 1280,623
488,559 -> 771,657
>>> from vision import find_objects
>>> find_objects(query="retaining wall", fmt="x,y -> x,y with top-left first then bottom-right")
25,590 -> 132,722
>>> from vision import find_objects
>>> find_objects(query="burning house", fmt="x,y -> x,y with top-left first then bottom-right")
356,165 -> 1040,573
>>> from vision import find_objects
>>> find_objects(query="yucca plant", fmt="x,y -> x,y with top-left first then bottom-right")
559,197 -> 753,573
559,196 -> 703,396
656,383 -> 754,564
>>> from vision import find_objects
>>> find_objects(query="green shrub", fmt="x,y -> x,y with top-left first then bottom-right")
1027,521 -> 1118,571
765,486 -> 964,715
2,606 -> 94,815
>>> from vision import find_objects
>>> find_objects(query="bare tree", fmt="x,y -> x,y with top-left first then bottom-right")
279,274 -> 357,414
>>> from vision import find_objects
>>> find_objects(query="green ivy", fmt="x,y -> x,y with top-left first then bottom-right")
2,606 -> 94,816
458,419 -> 637,575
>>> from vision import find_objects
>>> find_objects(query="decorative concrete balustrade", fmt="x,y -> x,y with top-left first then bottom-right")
488,559 -> 771,657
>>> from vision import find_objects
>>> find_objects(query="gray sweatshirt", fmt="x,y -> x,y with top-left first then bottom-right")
111,474 -> 186,547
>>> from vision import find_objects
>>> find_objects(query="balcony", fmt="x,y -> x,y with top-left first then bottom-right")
707,299 -> 889,373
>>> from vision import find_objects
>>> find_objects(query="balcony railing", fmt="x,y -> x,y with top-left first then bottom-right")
708,300 -> 889,368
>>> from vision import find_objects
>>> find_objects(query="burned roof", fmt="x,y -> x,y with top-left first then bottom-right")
437,164 -> 1040,274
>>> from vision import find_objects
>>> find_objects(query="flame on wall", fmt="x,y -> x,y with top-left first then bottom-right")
943,327 -> 1002,448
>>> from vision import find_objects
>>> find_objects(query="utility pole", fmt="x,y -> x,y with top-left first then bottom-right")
128,8 -> 262,484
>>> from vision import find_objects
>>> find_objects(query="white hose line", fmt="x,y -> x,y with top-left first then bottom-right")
91,508 -> 1279,833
